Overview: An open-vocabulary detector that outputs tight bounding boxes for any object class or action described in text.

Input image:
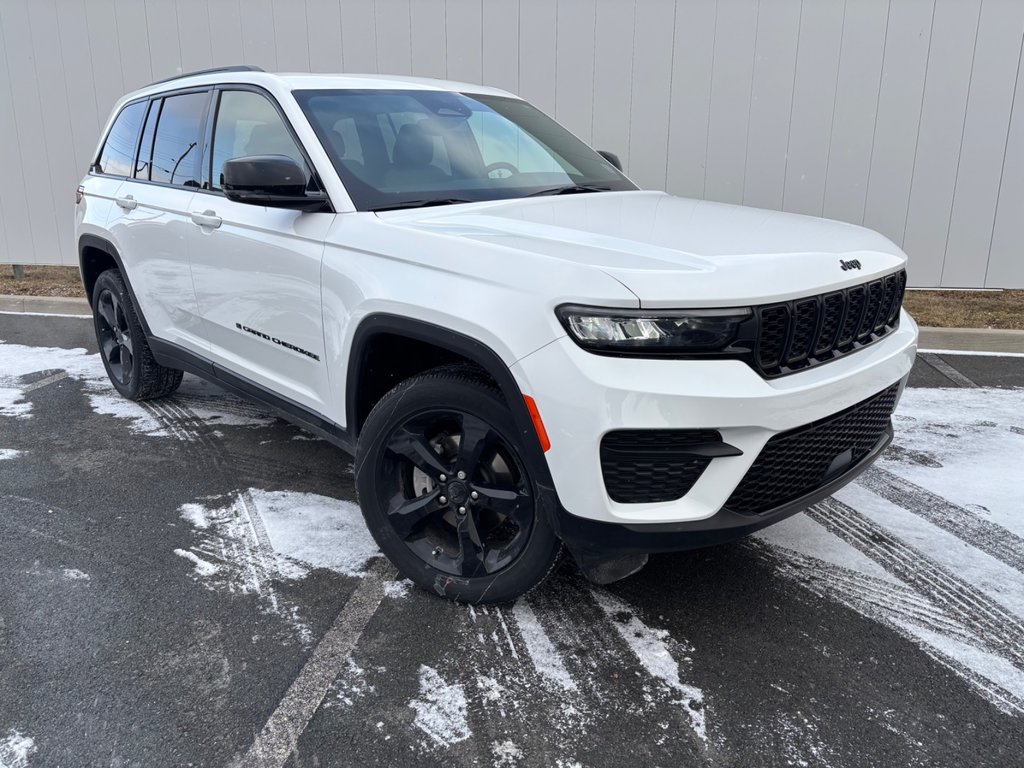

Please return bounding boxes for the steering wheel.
[485,162,520,180]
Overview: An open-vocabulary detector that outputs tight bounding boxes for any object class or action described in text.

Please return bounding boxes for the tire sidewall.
[92,270,144,400]
[356,372,560,603]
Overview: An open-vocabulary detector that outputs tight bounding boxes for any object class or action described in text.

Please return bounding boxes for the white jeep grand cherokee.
[76,66,918,602]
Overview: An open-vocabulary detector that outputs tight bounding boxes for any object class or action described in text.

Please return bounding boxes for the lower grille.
[725,382,901,515]
[601,429,721,503]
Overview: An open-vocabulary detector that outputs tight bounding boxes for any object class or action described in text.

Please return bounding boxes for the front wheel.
[355,367,561,603]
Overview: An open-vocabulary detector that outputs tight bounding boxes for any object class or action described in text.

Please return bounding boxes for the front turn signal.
[523,395,551,453]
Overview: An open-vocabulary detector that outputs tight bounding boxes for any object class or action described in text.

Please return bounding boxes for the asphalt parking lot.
[1,313,1023,768]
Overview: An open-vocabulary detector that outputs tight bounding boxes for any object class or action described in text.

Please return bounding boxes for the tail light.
[75,185,85,204]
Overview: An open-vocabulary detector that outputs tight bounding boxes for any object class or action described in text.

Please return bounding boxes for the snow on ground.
[409,665,472,746]
[510,599,577,692]
[175,488,379,643]
[0,730,36,768]
[382,579,412,599]
[759,384,1024,715]
[592,589,707,742]
[0,341,274,435]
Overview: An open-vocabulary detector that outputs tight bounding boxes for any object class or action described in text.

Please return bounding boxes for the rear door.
[105,89,211,353]
[187,87,334,414]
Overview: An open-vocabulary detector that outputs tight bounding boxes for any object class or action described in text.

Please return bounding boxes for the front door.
[187,88,334,414]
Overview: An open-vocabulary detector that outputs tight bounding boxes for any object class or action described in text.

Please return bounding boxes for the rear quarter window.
[96,100,147,177]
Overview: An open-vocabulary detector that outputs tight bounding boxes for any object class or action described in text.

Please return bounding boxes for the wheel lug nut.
[470,491,479,501]
[439,496,447,504]
[457,471,466,480]
[439,474,447,483]
[458,506,466,515]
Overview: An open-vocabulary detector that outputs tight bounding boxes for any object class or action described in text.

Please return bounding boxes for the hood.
[376,191,908,307]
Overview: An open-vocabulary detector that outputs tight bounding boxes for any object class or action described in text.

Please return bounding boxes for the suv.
[76,66,918,603]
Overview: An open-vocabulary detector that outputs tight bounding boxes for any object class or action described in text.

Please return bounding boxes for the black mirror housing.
[597,150,623,172]
[222,155,329,211]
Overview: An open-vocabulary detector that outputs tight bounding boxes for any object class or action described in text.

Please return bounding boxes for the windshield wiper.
[370,198,476,212]
[526,184,612,197]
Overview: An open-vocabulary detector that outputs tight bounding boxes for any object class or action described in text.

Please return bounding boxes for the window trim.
[92,85,212,183]
[93,82,333,211]
[92,97,149,179]
[201,83,331,207]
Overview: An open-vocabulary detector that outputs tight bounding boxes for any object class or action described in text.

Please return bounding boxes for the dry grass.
[2,263,1022,329]
[902,289,1024,330]
[0,265,85,298]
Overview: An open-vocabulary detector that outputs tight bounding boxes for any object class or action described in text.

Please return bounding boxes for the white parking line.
[236,559,395,768]
[920,352,979,388]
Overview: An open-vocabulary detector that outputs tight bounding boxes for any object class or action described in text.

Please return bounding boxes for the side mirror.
[597,150,622,172]
[222,155,329,212]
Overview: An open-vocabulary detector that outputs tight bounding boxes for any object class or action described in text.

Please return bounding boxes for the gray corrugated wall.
[1,0,1022,288]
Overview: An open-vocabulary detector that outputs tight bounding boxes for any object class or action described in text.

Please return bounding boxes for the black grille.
[725,382,901,515]
[601,429,721,503]
[755,270,906,377]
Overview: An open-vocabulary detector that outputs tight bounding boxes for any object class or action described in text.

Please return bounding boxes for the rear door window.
[150,91,209,188]
[96,100,146,177]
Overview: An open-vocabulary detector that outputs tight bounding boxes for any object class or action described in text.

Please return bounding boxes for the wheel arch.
[346,314,556,492]
[78,234,153,337]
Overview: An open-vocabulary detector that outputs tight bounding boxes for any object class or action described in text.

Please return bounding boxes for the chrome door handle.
[190,210,222,229]
[115,195,137,211]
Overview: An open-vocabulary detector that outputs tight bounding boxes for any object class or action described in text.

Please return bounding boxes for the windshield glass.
[293,89,636,211]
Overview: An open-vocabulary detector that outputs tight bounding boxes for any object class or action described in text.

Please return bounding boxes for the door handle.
[115,194,137,211]
[190,210,222,229]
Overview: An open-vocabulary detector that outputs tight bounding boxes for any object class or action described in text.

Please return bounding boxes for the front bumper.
[511,311,918,529]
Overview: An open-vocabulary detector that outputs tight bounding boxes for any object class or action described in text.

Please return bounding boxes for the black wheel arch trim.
[346,313,562,515]
[77,234,155,338]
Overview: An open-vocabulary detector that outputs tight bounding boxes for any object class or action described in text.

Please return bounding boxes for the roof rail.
[147,65,266,87]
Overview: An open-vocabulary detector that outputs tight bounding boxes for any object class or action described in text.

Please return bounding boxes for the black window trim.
[92,97,149,178]
[201,83,333,208]
[92,82,333,212]
[92,85,212,185]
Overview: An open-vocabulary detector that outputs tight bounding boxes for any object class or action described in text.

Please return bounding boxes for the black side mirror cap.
[597,150,622,172]
[222,155,330,212]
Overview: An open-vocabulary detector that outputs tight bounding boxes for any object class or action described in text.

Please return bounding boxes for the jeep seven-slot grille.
[600,429,721,503]
[755,270,906,377]
[724,382,901,515]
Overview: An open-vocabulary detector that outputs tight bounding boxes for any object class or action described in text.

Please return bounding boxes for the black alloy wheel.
[95,287,135,387]
[356,367,561,603]
[381,408,533,578]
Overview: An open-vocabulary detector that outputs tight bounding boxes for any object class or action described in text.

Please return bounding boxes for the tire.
[91,269,183,401]
[355,366,562,603]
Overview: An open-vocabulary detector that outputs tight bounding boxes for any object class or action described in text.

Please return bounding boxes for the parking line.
[919,353,979,388]
[237,559,395,768]
[21,372,69,393]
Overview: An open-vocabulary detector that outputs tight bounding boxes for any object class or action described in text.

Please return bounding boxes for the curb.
[0,294,91,316]
[2,293,1023,354]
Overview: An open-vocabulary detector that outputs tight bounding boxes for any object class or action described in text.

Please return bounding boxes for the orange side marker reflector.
[523,395,551,453]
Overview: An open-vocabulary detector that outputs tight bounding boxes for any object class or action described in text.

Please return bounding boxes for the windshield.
[293,89,636,211]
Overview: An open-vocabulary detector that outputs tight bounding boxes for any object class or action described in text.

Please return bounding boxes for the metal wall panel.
[665,0,716,200]
[822,0,889,227]
[987,38,1024,289]
[705,0,757,204]
[2,0,1023,288]
[743,0,801,211]
[902,0,983,287]
[783,0,845,217]
[942,0,1024,287]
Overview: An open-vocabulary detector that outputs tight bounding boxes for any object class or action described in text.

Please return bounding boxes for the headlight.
[557,305,752,355]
